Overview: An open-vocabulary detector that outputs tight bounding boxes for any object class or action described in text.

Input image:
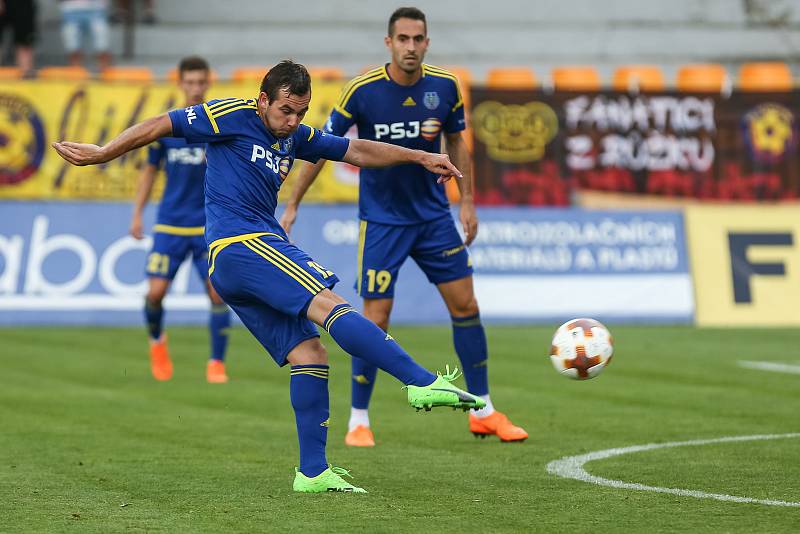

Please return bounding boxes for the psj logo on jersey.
[250,144,287,176]
[375,119,442,141]
[184,107,197,124]
[167,147,205,165]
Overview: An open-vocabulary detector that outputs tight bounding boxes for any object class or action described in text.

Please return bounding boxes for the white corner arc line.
[738,361,800,375]
[546,433,800,507]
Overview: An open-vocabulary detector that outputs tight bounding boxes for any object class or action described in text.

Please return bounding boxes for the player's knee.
[451,296,480,318]
[287,338,328,366]
[365,309,390,331]
[145,291,165,307]
[306,289,348,325]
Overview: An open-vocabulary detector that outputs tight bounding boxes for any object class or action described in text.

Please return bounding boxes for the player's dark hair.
[261,60,312,102]
[388,6,427,36]
[178,56,210,77]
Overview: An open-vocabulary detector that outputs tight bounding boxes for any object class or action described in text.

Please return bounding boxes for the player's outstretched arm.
[130,164,158,240]
[343,139,462,182]
[52,114,173,166]
[280,159,327,236]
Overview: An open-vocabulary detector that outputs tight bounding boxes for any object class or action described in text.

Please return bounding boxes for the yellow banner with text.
[0,80,357,202]
[685,205,800,326]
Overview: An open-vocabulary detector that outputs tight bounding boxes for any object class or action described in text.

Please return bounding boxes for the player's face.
[179,69,210,106]
[385,18,429,74]
[259,88,311,138]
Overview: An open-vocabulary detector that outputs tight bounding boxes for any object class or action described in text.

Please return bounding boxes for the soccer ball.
[549,318,613,380]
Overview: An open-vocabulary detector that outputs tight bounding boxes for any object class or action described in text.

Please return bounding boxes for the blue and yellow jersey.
[168,98,350,243]
[147,137,206,232]
[325,64,466,225]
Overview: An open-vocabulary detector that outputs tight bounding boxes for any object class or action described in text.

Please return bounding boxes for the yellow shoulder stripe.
[213,103,257,119]
[202,103,220,133]
[335,67,388,114]
[306,126,316,141]
[207,98,241,111]
[208,99,247,114]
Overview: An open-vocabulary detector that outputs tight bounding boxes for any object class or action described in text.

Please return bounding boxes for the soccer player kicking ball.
[129,56,232,384]
[281,7,527,446]
[53,60,485,494]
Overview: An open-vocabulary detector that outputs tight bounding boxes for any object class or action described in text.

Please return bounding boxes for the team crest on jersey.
[423,92,440,110]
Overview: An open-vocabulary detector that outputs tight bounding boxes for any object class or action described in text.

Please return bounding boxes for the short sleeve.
[324,105,356,137]
[168,98,249,143]
[444,79,466,134]
[147,141,165,168]
[295,124,350,163]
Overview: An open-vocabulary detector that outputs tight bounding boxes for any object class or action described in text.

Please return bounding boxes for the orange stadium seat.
[613,65,665,92]
[486,67,537,88]
[167,67,220,82]
[37,66,91,81]
[676,64,727,92]
[738,62,793,91]
[307,66,345,81]
[0,67,22,79]
[230,67,265,83]
[552,66,601,91]
[100,66,154,82]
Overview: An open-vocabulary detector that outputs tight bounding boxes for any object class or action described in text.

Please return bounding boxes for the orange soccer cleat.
[206,360,229,384]
[149,335,173,381]
[344,425,375,447]
[469,411,528,442]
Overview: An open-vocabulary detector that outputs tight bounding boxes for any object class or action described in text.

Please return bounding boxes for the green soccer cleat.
[406,366,487,412]
[292,466,367,493]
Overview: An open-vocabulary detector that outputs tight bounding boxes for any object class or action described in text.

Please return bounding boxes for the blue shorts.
[356,215,472,299]
[208,233,338,366]
[146,232,208,281]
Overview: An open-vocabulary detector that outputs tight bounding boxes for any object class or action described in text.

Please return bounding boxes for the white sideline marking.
[546,433,800,507]
[738,361,800,376]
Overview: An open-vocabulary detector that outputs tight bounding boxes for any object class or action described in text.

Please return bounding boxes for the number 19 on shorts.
[365,269,391,293]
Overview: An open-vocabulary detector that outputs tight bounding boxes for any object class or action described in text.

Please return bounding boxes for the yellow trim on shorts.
[153,224,205,236]
[245,238,325,292]
[356,220,367,295]
[241,240,320,294]
[207,232,281,276]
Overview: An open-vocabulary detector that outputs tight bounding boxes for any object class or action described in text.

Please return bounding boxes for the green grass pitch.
[1,325,799,532]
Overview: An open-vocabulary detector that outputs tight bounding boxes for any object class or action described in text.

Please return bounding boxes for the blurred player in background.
[129,56,232,384]
[54,60,486,493]
[281,7,527,446]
